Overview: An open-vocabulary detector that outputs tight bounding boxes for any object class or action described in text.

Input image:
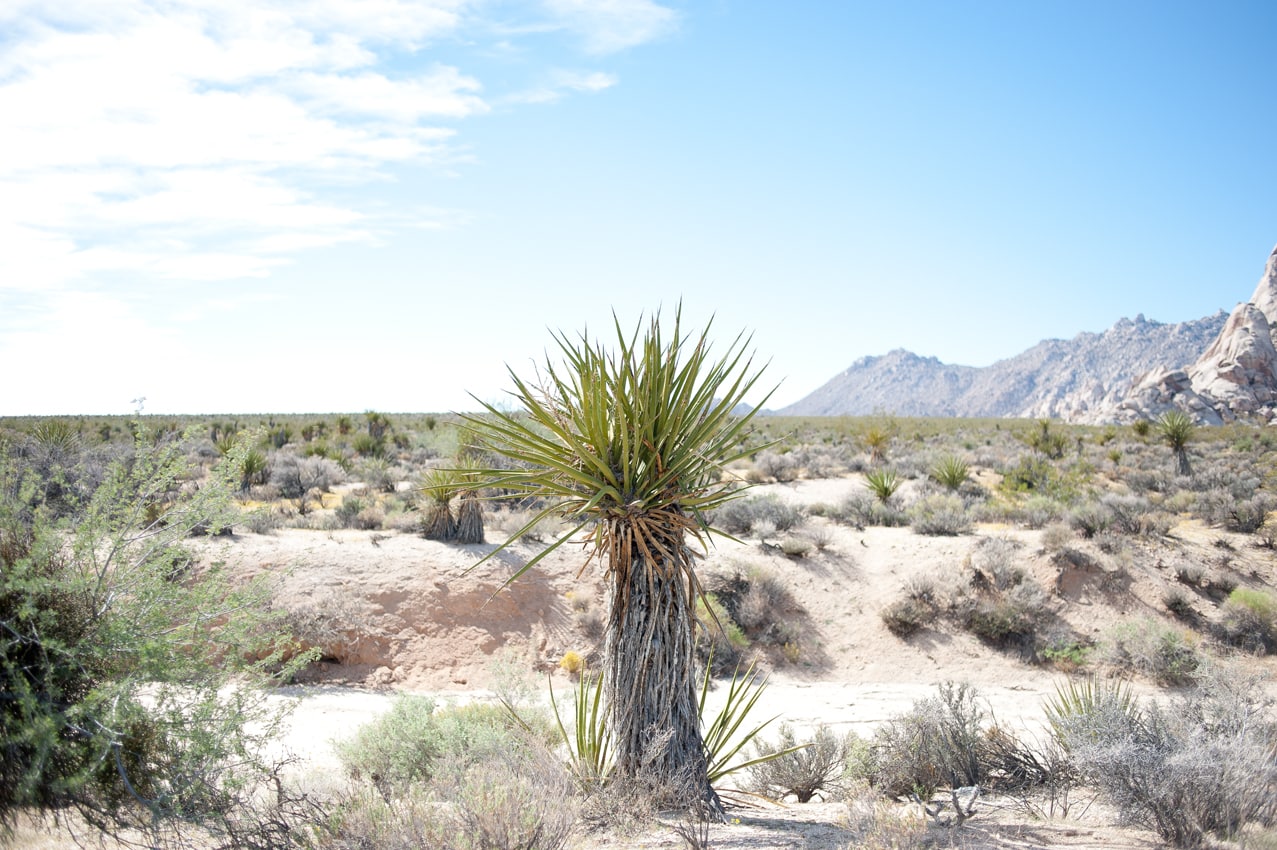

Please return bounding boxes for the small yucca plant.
[863,468,901,504]
[462,306,773,814]
[929,455,970,491]
[1156,410,1195,476]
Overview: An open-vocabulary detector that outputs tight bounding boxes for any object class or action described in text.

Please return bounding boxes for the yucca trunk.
[422,500,456,541]
[605,547,723,815]
[454,492,485,544]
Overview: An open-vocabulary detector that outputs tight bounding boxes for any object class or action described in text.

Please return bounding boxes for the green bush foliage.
[336,696,536,798]
[1217,587,1277,654]
[0,428,311,842]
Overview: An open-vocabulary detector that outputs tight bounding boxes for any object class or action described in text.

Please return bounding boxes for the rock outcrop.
[1108,245,1277,424]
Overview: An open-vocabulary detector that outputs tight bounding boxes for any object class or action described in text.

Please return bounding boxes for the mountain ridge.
[780,311,1229,422]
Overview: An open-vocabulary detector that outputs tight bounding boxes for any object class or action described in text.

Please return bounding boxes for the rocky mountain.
[1104,245,1277,424]
[781,311,1227,421]
[785,244,1277,424]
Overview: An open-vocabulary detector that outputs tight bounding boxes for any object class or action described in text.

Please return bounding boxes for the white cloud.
[0,1,482,293]
[544,0,678,54]
[505,69,618,104]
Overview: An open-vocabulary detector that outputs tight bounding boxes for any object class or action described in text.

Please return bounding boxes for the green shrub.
[1217,587,1277,653]
[0,429,312,843]
[336,697,532,799]
[1101,619,1201,686]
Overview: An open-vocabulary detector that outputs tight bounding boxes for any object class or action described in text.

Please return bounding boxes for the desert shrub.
[908,492,971,535]
[753,449,799,482]
[337,697,533,799]
[1068,500,1111,538]
[711,493,804,536]
[1000,453,1058,494]
[1217,587,1277,654]
[335,490,370,527]
[1163,588,1195,620]
[351,432,385,458]
[1101,618,1201,686]
[779,534,814,557]
[270,452,344,499]
[881,597,934,637]
[322,747,575,850]
[834,490,908,528]
[1039,637,1092,671]
[707,565,799,650]
[961,594,1038,648]
[356,457,400,493]
[242,504,284,534]
[1040,521,1074,552]
[1052,667,1277,848]
[870,682,988,799]
[280,593,373,664]
[1100,493,1156,535]
[0,429,313,843]
[969,536,1024,591]
[435,747,577,850]
[320,785,455,850]
[746,723,864,803]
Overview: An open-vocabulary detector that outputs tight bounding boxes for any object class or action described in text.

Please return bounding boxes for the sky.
[2,0,1275,416]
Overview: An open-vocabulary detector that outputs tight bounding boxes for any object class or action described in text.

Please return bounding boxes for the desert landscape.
[5,406,1277,850]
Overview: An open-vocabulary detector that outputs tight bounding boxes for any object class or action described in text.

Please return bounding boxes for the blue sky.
[2,0,1274,415]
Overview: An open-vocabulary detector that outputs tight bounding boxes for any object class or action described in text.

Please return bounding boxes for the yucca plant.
[549,670,613,790]
[418,466,462,541]
[462,307,772,814]
[1156,410,1194,476]
[863,467,901,504]
[929,455,970,491]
